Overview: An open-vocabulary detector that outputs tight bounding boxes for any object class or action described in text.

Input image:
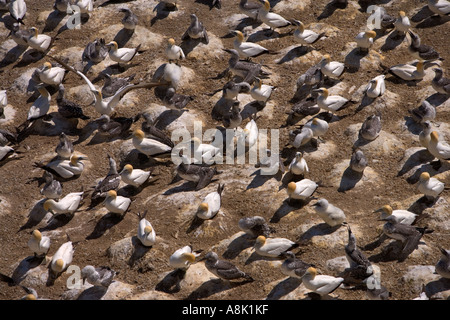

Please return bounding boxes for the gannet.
[81,265,117,287]
[140,113,174,148]
[427,131,450,162]
[94,114,138,139]
[152,62,182,90]
[222,48,270,84]
[163,87,194,111]
[176,161,220,190]
[53,0,70,13]
[9,22,32,47]
[408,100,435,124]
[101,73,136,98]
[222,101,242,129]
[360,114,382,141]
[257,0,292,35]
[9,0,26,24]
[120,164,153,188]
[296,64,323,90]
[254,235,298,258]
[238,216,274,238]
[373,204,418,225]
[120,7,138,30]
[355,30,376,53]
[289,151,309,177]
[37,62,66,86]
[287,98,320,122]
[165,38,185,63]
[181,14,209,44]
[26,84,51,121]
[301,267,344,297]
[233,30,270,59]
[389,60,425,81]
[280,251,312,279]
[91,154,120,200]
[314,87,349,113]
[43,191,83,215]
[417,171,444,201]
[106,41,141,66]
[75,0,93,14]
[34,154,87,179]
[289,127,314,148]
[349,148,367,173]
[364,75,386,99]
[196,184,225,220]
[56,84,90,120]
[303,117,329,140]
[428,0,450,16]
[292,20,325,46]
[27,230,50,257]
[220,81,251,100]
[419,121,433,148]
[393,10,410,36]
[104,190,131,215]
[344,224,371,268]
[319,54,345,78]
[188,136,221,164]
[27,27,51,52]
[136,210,155,247]
[312,198,346,227]
[204,252,254,282]
[50,240,74,276]
[435,247,450,279]
[286,179,318,201]
[55,132,74,160]
[240,115,258,148]
[132,129,172,158]
[0,145,14,162]
[169,245,201,270]
[40,171,62,199]
[82,38,108,65]
[407,30,441,61]
[238,0,261,20]
[250,77,275,105]
[431,68,450,95]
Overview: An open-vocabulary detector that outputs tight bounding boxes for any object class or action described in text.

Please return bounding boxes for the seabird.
[27,230,50,258]
[103,190,131,215]
[393,10,410,37]
[119,164,153,188]
[132,129,172,158]
[53,0,70,13]
[296,64,323,89]
[169,246,201,270]
[254,235,298,258]
[289,127,314,148]
[428,0,450,16]
[435,247,450,279]
[82,38,108,65]
[280,251,312,279]
[427,131,450,162]
[303,117,329,140]
[50,239,74,277]
[417,171,444,202]
[409,100,436,124]
[286,179,318,202]
[40,171,63,200]
[43,191,83,215]
[94,114,139,139]
[232,30,271,59]
[238,114,258,148]
[311,198,346,227]
[238,216,274,238]
[220,81,251,100]
[222,101,242,129]
[360,114,382,141]
[407,30,442,61]
[344,224,371,268]
[176,161,220,190]
[36,62,66,86]
[238,0,261,20]
[34,154,87,179]
[196,183,225,220]
[222,48,270,84]
[204,252,254,282]
[287,97,320,122]
[431,68,450,95]
[289,151,309,177]
[106,41,141,66]
[319,54,345,79]
[419,121,433,148]
[364,75,386,99]
[389,60,425,81]
[355,30,376,54]
[373,204,418,225]
[140,113,174,148]
[120,7,138,30]
[163,87,194,111]
[27,27,52,52]
[55,132,74,160]
[257,0,292,35]
[90,154,121,200]
[9,0,26,24]
[349,148,367,173]
[81,265,117,287]
[292,20,325,47]
[314,87,349,113]
[152,62,182,90]
[181,14,209,45]
[165,38,185,63]
[9,22,32,47]
[56,84,90,120]
[250,77,275,106]
[136,210,155,247]
[101,73,136,98]
[301,267,344,298]
[75,0,93,14]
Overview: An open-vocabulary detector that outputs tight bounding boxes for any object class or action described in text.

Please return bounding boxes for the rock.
[326,255,350,274]
[328,158,382,192]
[401,265,441,294]
[296,221,347,248]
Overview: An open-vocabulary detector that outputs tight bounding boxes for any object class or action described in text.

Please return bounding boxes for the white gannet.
[389,60,425,81]
[239,0,261,20]
[169,245,201,270]
[50,240,74,276]
[196,183,225,220]
[250,77,275,105]
[280,251,313,279]
[364,75,386,99]
[311,198,346,227]
[427,131,450,162]
[55,132,74,160]
[136,210,156,247]
[417,171,444,201]
[37,62,66,86]
[181,14,209,44]
[103,190,131,215]
[35,154,87,179]
[407,30,441,61]
[292,20,325,46]
[90,154,121,200]
[27,27,51,52]
[56,84,90,120]
[289,151,309,177]
[43,191,83,215]
[75,0,93,14]
[303,117,329,140]
[409,100,436,124]
[349,148,367,173]
[373,204,418,225]
[27,230,50,257]
[435,247,450,279]
[26,84,50,121]
[428,0,450,16]
[9,0,26,24]
[289,127,314,148]
[393,10,411,36]
[0,90,6,119]
[81,265,117,287]
[120,164,153,188]
[301,267,344,297]
[204,252,254,282]
[319,54,345,79]
[431,68,450,95]
[120,7,138,30]
[254,235,298,258]
[257,0,292,35]
[360,114,382,141]
[233,30,270,59]
[419,121,433,148]
[286,179,318,202]
[106,41,141,66]
[314,87,349,113]
[239,115,258,148]
[238,216,274,238]
[165,38,185,63]
[355,30,377,53]
[40,171,62,200]
[132,129,172,158]
[152,62,182,90]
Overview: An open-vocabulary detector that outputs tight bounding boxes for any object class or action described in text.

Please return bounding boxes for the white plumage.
[293,20,323,45]
[428,0,450,15]
[427,131,450,161]
[120,164,152,188]
[233,30,269,58]
[43,191,83,215]
[289,152,309,176]
[27,230,50,257]
[373,205,418,225]
[257,0,291,32]
[254,235,297,258]
[417,172,444,199]
[42,155,87,179]
[250,77,274,104]
[393,11,411,34]
[286,179,317,200]
[389,61,425,81]
[50,241,74,274]
[38,62,65,86]
[27,27,51,52]
[196,184,224,220]
[355,30,376,51]
[312,198,346,227]
[27,85,51,121]
[315,88,348,113]
[169,245,200,270]
[104,190,131,215]
[137,214,156,247]
[106,41,140,64]
[303,117,329,138]
[302,267,344,296]
[365,75,386,98]
[319,54,345,78]
[165,38,185,63]
[132,129,172,157]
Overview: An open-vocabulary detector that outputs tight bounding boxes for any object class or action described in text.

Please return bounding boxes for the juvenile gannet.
[81,265,117,287]
[428,0,450,16]
[53,0,70,13]
[417,171,444,201]
[349,148,367,173]
[196,183,225,220]
[301,267,344,297]
[27,230,50,257]
[219,81,251,100]
[176,161,220,190]
[257,0,292,35]
[393,10,410,36]
[296,64,323,90]
[292,20,325,47]
[222,48,270,84]
[364,75,386,99]
[165,38,185,63]
[55,132,74,160]
[120,164,153,188]
[140,113,174,148]
[120,7,138,30]
[9,22,32,47]
[238,0,261,20]
[435,247,450,279]
[56,84,90,120]
[222,101,242,129]
[289,151,309,177]
[169,245,201,270]
[287,98,320,123]
[373,204,418,225]
[427,131,450,162]
[254,235,298,258]
[94,114,138,139]
[40,171,62,199]
[314,87,349,113]
[204,252,254,282]
[82,38,108,65]
[431,68,450,95]
[389,60,425,81]
[286,179,318,202]
[101,73,135,98]
[233,30,271,59]
[34,154,87,179]
[311,198,346,227]
[408,100,436,124]
[106,41,141,66]
[280,251,312,279]
[136,210,155,247]
[132,129,173,158]
[407,30,442,61]
[181,14,209,44]
[344,224,371,268]
[50,240,74,277]
[419,121,433,148]
[9,0,26,24]
[91,154,120,200]
[104,190,131,215]
[43,191,83,215]
[163,87,194,111]
[355,30,377,53]
[319,54,345,79]
[27,27,51,52]
[289,127,314,148]
[360,114,382,141]
[152,62,182,90]
[238,216,274,238]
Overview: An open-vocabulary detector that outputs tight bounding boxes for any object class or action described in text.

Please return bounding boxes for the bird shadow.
[232,17,263,31]
[14,49,47,67]
[354,95,376,113]
[163,181,198,196]
[266,277,302,300]
[344,48,367,73]
[43,10,66,33]
[17,199,49,232]
[113,28,135,48]
[154,109,187,130]
[180,38,204,57]
[85,212,126,240]
[270,199,309,223]
[246,29,287,43]
[276,46,311,65]
[380,31,405,52]
[150,3,173,26]
[186,215,207,234]
[222,233,254,260]
[411,5,434,23]
[184,278,250,300]
[155,269,187,294]
[397,148,435,179]
[245,169,278,191]
[40,213,75,231]
[297,223,342,245]
[0,45,28,68]
[425,93,449,108]
[424,278,450,298]
[77,286,108,300]
[317,0,348,21]
[415,14,450,29]
[10,256,46,285]
[128,236,152,267]
[338,167,363,193]
[244,251,283,265]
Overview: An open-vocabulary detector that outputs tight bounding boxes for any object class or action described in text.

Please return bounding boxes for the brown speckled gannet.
[238,216,274,238]
[204,252,254,282]
[311,198,346,227]
[181,14,209,45]
[280,251,313,279]
[81,265,117,287]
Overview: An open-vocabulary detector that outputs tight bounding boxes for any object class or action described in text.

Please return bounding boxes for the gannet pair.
[303,117,329,140]
[312,198,346,227]
[289,127,313,148]
[196,184,225,220]
[136,210,156,247]
[152,62,182,90]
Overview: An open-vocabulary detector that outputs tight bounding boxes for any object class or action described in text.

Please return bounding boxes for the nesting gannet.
[238,0,261,20]
[106,41,141,66]
[27,27,51,52]
[163,87,194,111]
[222,102,242,129]
[94,114,138,139]
[91,154,120,200]
[407,30,441,61]
[311,198,346,227]
[26,84,51,121]
[181,14,209,44]
[27,230,50,257]
[152,62,182,90]
[389,60,425,81]
[176,161,220,190]
[165,38,185,63]
[364,75,386,99]
[222,48,270,84]
[431,68,450,95]
[287,98,320,123]
[349,148,367,173]
[101,73,135,98]
[140,113,174,148]
[204,252,254,282]
[40,171,62,199]
[289,127,314,148]
[393,11,411,36]
[427,131,450,162]
[254,235,298,258]
[75,0,93,14]
[53,0,70,13]
[50,240,74,276]
[355,30,377,53]
[304,117,329,140]
[419,121,433,148]
[250,77,275,106]
[169,245,201,270]
[44,191,83,215]
[34,154,87,179]
[238,216,274,238]
[233,30,270,59]
[345,224,371,268]
[289,151,309,177]
[373,204,418,225]
[196,184,225,220]
[120,164,153,188]
[55,132,74,160]
[292,20,325,46]
[38,62,66,86]
[286,179,318,202]
[9,22,32,47]
[136,211,155,247]
[319,54,345,79]
[417,171,444,201]
[302,267,344,297]
[240,115,258,148]
[9,0,26,24]
[219,81,251,100]
[82,38,108,65]
[188,136,221,164]
[56,84,90,120]
[296,64,323,91]
[314,87,349,113]
[408,100,435,124]
[428,0,450,16]
[81,265,117,287]
[435,247,450,279]
[104,190,131,215]
[120,7,138,30]
[132,129,173,158]
[360,113,381,141]
[257,0,292,35]
[280,251,312,279]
